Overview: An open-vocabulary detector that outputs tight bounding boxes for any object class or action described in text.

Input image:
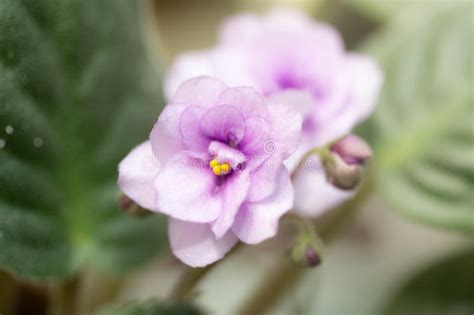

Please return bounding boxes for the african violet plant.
[0,1,472,315]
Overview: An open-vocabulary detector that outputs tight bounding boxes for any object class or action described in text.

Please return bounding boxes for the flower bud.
[330,135,373,165]
[322,135,372,190]
[288,240,323,268]
[287,217,324,268]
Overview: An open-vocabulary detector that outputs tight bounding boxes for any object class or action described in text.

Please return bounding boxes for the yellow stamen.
[212,165,222,176]
[210,159,232,176]
[220,163,230,174]
[209,158,219,168]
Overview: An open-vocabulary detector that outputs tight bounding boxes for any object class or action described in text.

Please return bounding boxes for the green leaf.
[344,0,459,22]
[383,249,474,315]
[96,301,204,315]
[366,3,474,233]
[0,0,167,280]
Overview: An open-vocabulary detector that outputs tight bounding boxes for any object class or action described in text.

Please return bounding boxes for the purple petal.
[268,90,314,120]
[153,152,220,223]
[292,156,353,217]
[239,116,271,158]
[171,76,228,108]
[266,102,302,159]
[211,171,250,238]
[179,106,210,152]
[246,153,282,202]
[200,105,246,144]
[216,87,268,118]
[344,54,383,123]
[169,219,238,267]
[149,104,188,160]
[311,54,382,146]
[232,166,293,244]
[118,141,160,211]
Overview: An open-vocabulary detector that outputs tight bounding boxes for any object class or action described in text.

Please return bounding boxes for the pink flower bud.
[323,135,372,190]
[330,135,372,165]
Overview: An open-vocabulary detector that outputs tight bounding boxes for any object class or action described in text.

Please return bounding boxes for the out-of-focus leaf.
[366,3,474,233]
[96,301,204,315]
[382,249,474,315]
[0,0,166,280]
[344,0,458,21]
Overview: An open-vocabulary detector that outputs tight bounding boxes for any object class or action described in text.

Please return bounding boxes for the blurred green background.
[0,0,472,314]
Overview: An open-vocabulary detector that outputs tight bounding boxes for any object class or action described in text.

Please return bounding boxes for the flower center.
[209,158,231,176]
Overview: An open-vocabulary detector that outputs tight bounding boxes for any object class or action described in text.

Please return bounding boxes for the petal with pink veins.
[200,105,246,144]
[211,170,250,239]
[179,106,209,152]
[232,166,293,244]
[171,76,228,108]
[154,152,220,223]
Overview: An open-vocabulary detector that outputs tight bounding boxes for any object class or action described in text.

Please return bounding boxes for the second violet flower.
[165,8,382,218]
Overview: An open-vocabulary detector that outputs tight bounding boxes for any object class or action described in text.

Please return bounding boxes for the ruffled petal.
[246,153,282,202]
[171,76,228,108]
[310,54,382,146]
[216,86,268,118]
[179,106,209,152]
[154,152,221,223]
[344,54,383,123]
[293,156,353,217]
[118,141,160,211]
[211,170,250,238]
[232,166,293,244]
[239,116,271,159]
[266,100,303,159]
[149,104,188,160]
[200,105,246,144]
[169,219,238,267]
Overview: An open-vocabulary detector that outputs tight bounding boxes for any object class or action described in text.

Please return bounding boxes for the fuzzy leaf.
[366,3,474,233]
[96,301,204,315]
[383,250,474,315]
[0,0,167,280]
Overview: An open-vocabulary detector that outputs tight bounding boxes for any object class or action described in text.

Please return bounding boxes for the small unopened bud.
[304,246,321,267]
[330,135,372,165]
[322,135,372,190]
[119,194,152,216]
[287,217,324,268]
[289,241,323,268]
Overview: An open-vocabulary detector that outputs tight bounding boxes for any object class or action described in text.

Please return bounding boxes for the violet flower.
[164,8,382,217]
[118,76,302,267]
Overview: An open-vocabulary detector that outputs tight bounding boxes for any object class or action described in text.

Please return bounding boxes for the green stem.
[236,261,303,315]
[236,169,375,315]
[169,243,243,301]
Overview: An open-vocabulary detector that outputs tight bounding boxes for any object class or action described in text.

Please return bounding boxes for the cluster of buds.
[321,135,373,190]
